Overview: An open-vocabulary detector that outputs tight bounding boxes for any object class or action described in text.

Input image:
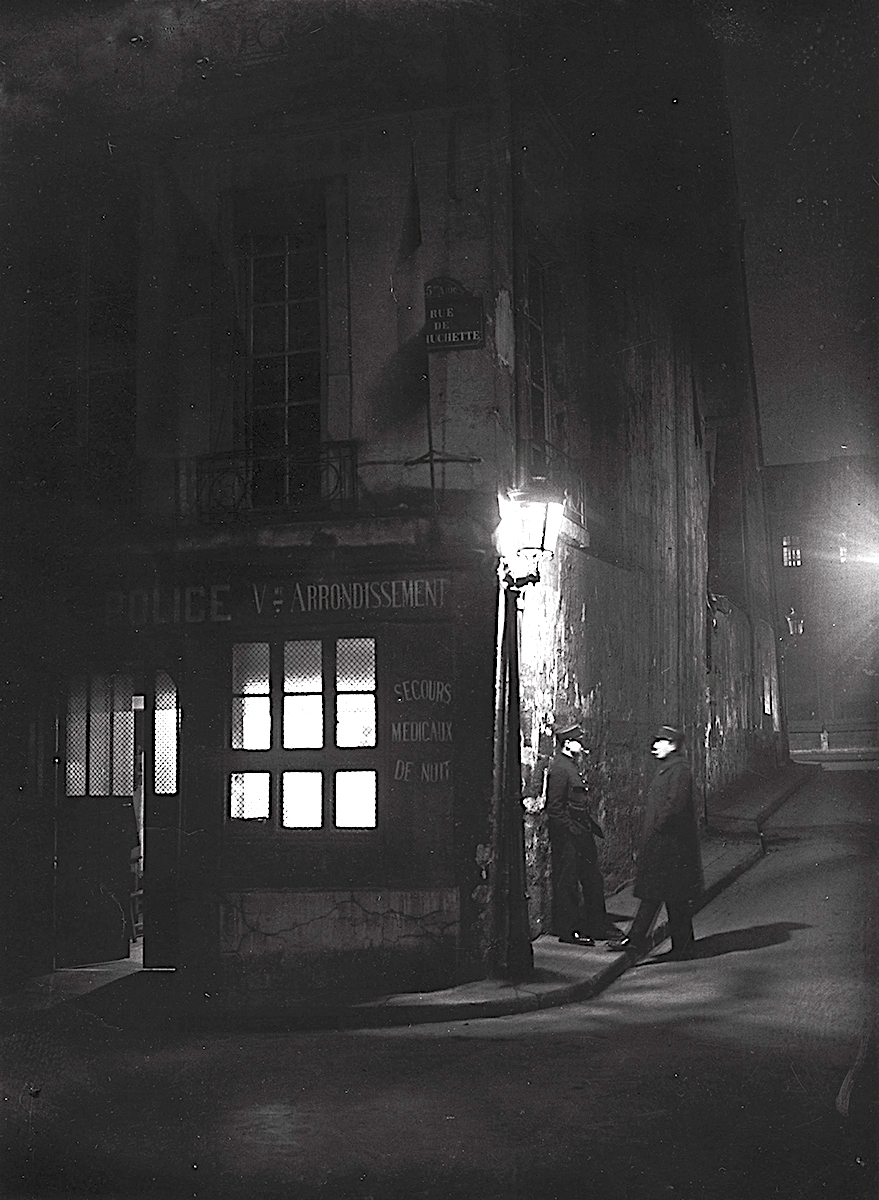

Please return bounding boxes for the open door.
[54,667,182,969]
[55,672,140,967]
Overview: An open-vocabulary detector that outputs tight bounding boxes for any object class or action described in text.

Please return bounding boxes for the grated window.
[336,638,376,748]
[283,640,323,748]
[228,636,378,831]
[66,672,134,797]
[232,642,271,749]
[154,671,179,795]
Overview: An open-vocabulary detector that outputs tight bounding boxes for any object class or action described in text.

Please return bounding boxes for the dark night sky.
[716,0,877,465]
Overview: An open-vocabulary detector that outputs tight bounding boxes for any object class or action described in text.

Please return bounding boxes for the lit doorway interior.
[56,669,179,970]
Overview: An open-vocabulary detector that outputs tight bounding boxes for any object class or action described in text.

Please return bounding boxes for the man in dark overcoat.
[545,716,618,946]
[607,725,703,959]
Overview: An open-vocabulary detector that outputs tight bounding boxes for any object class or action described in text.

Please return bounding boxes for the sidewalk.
[1,762,817,1033]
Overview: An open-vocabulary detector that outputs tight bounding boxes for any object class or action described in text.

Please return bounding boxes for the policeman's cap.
[653,725,684,747]
[553,713,584,740]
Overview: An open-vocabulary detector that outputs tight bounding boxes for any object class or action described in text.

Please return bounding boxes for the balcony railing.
[178,441,358,523]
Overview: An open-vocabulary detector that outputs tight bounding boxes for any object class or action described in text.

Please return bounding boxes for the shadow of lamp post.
[491,487,565,980]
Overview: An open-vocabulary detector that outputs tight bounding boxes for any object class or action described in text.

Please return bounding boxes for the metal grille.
[182,442,358,522]
[284,640,322,692]
[336,639,374,691]
[111,674,135,797]
[154,670,178,795]
[66,676,88,796]
[66,672,134,797]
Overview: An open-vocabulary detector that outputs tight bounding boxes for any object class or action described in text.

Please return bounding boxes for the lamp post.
[491,487,564,979]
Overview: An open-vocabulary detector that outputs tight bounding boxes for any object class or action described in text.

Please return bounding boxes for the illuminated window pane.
[111,674,134,796]
[89,674,112,796]
[335,770,377,828]
[283,694,324,748]
[232,696,271,750]
[229,772,270,820]
[233,642,270,694]
[782,536,802,568]
[284,640,322,692]
[337,638,375,691]
[336,694,376,748]
[112,713,135,796]
[154,671,178,795]
[66,676,88,796]
[282,771,323,827]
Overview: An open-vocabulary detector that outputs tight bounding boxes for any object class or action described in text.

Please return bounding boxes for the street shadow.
[638,922,812,963]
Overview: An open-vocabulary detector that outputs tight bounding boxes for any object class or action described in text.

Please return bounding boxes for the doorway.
[54,668,180,969]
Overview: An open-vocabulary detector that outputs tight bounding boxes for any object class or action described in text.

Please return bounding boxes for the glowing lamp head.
[496,487,565,586]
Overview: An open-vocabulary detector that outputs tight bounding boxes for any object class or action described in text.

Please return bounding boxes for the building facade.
[764,457,879,751]
[1,0,784,1008]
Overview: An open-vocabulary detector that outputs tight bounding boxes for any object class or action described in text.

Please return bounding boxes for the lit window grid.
[232,639,377,751]
[230,769,378,829]
[229,637,379,829]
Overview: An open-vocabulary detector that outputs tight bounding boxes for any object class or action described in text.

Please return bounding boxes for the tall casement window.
[524,253,550,479]
[228,637,378,831]
[237,192,325,510]
[782,535,802,567]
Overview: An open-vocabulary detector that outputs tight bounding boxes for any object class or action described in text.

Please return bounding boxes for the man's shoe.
[558,932,595,947]
[605,936,642,954]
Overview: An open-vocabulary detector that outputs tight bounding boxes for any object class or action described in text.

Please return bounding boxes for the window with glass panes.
[228,637,378,830]
[242,194,324,510]
[66,673,135,798]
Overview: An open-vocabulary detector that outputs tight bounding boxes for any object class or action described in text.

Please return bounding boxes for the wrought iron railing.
[178,441,358,522]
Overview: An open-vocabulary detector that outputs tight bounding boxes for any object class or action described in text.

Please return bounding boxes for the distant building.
[0,0,783,1009]
[764,457,879,750]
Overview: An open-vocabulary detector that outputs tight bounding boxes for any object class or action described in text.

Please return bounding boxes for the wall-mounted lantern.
[496,487,565,588]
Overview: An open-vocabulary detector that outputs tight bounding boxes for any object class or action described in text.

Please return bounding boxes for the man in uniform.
[607,724,703,959]
[545,715,618,946]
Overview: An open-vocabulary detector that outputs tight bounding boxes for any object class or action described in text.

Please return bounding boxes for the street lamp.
[496,487,565,587]
[491,485,565,980]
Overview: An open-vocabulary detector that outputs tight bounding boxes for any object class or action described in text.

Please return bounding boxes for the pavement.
[0,761,819,1033]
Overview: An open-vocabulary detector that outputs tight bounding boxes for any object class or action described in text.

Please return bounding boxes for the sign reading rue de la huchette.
[424,278,484,350]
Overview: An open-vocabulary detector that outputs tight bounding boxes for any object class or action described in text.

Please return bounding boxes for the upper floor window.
[782,535,802,568]
[228,637,378,830]
[27,206,137,504]
[237,192,325,509]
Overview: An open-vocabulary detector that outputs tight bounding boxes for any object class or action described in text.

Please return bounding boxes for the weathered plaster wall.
[217,887,459,1003]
